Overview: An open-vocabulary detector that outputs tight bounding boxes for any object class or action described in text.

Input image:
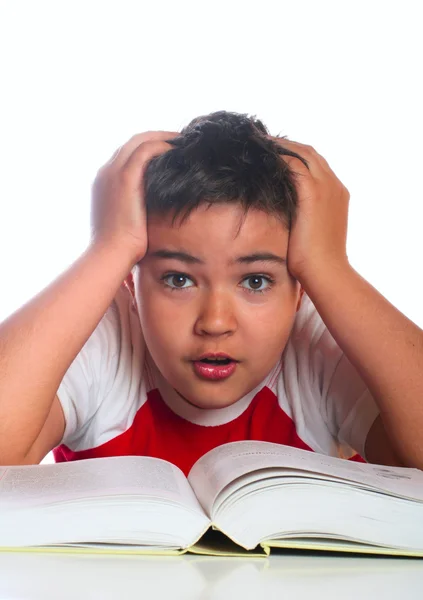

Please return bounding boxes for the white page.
[188,441,423,515]
[0,455,204,514]
[212,469,360,516]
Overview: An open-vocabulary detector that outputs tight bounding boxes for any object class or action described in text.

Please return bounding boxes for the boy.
[0,111,422,473]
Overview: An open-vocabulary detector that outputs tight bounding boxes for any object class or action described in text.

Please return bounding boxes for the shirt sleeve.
[292,294,380,459]
[325,353,380,459]
[56,285,137,448]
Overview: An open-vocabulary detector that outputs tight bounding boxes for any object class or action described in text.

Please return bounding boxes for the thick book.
[1,440,423,557]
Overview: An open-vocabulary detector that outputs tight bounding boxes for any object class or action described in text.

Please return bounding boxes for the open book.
[2,441,423,557]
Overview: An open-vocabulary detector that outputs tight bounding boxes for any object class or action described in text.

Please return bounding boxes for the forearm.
[0,241,135,462]
[300,260,423,468]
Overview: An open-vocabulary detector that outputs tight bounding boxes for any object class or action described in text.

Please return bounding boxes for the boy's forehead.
[146,204,289,254]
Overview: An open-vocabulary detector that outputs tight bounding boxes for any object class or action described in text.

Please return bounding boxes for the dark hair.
[144,111,309,230]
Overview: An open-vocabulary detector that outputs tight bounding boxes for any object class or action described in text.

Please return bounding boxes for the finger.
[280,155,311,181]
[270,138,310,174]
[273,137,315,153]
[285,139,334,174]
[110,131,178,168]
[272,137,331,174]
[275,137,333,167]
[121,139,173,192]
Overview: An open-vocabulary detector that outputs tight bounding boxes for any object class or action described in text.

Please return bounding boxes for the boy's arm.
[300,259,421,467]
[278,139,423,469]
[2,243,136,465]
[0,132,175,465]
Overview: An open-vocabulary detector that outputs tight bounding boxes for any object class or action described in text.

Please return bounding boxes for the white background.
[0,0,422,323]
[0,1,422,463]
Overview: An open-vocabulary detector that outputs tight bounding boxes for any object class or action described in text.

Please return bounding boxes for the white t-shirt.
[54,285,380,473]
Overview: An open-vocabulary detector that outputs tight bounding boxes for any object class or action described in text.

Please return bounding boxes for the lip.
[192,360,238,381]
[195,352,238,362]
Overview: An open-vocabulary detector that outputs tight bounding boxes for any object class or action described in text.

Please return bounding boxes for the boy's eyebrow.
[234,252,287,266]
[148,249,286,266]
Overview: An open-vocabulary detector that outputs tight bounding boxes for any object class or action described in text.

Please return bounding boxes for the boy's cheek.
[138,296,191,345]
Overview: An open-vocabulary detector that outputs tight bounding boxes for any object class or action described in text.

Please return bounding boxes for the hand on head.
[91,131,178,263]
[272,138,350,282]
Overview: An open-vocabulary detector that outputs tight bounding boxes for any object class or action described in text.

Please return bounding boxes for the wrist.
[88,236,144,274]
[295,254,352,290]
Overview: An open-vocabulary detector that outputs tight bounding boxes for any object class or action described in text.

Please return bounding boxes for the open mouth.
[192,356,238,380]
[198,358,233,365]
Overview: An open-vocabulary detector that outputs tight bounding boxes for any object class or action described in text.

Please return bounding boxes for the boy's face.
[133,203,303,409]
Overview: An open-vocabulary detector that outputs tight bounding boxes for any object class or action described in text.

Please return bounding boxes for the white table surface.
[1,551,423,599]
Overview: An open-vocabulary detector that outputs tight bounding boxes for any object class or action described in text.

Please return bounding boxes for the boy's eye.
[161,273,275,293]
[240,276,273,293]
[162,274,194,289]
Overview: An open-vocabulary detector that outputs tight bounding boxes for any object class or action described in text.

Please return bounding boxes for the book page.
[0,456,204,514]
[188,441,423,515]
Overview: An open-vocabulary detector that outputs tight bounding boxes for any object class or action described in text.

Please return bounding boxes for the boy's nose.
[194,291,237,337]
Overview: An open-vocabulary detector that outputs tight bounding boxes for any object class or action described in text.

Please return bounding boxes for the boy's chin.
[175,389,244,410]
